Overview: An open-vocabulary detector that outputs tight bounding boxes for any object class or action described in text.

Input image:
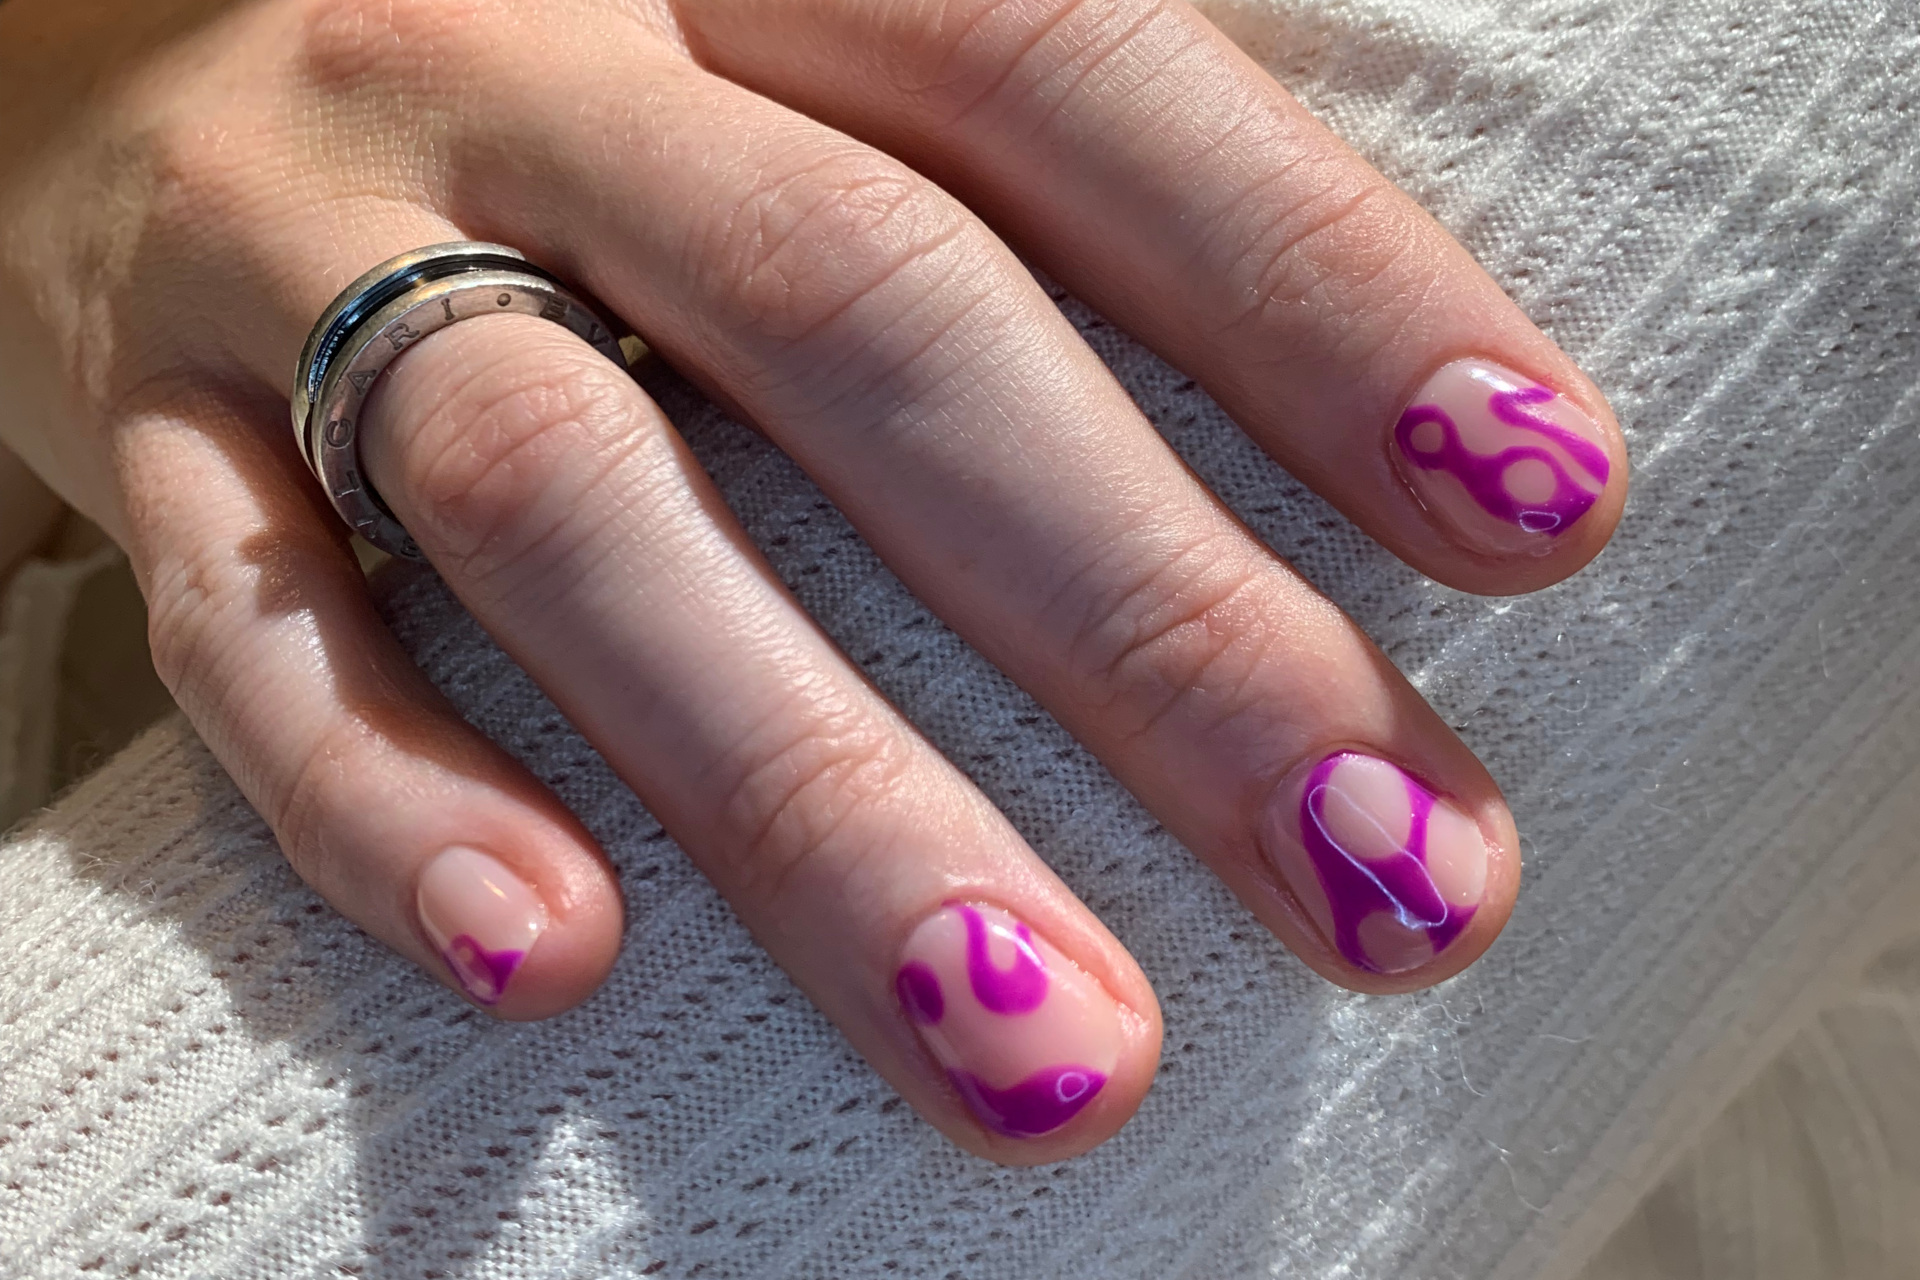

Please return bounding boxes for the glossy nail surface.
[1393,358,1611,554]
[896,902,1122,1138]
[1261,752,1489,974]
[416,846,548,1005]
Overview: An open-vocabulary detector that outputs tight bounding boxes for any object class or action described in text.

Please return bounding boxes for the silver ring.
[291,242,630,560]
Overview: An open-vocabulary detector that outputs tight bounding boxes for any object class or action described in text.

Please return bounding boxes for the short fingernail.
[895,902,1122,1138]
[1392,358,1611,554]
[1260,751,1489,975]
[416,846,548,1005]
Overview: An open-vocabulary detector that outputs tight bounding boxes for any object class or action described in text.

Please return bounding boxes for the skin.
[0,0,1626,1164]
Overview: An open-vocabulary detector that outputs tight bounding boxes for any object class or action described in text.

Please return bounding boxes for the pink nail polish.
[416,846,548,1005]
[1392,358,1611,553]
[1260,752,1489,975]
[895,903,1122,1138]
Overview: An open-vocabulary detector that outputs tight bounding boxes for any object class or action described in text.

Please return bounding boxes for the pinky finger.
[118,378,623,1018]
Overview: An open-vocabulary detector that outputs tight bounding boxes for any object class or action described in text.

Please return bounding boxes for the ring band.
[291,242,630,560]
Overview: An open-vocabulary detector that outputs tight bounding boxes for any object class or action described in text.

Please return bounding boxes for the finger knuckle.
[707,144,986,354]
[714,693,919,905]
[298,0,499,96]
[268,714,382,884]
[392,338,665,583]
[113,95,282,284]
[141,523,364,862]
[1214,173,1432,356]
[140,519,319,716]
[704,144,1024,434]
[1060,529,1281,740]
[888,0,1181,124]
[143,551,224,711]
[140,113,248,225]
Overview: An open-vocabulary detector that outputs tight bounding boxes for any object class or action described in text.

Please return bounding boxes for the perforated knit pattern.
[4,0,1919,1276]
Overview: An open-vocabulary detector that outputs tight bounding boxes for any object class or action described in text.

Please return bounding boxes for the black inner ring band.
[301,251,564,414]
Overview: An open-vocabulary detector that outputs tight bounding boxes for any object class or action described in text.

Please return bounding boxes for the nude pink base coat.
[1260,752,1489,974]
[895,903,1122,1138]
[416,846,548,1005]
[1392,358,1611,554]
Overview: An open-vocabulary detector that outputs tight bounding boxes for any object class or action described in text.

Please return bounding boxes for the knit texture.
[4,0,1919,1275]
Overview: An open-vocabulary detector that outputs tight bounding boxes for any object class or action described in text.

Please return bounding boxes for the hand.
[0,0,1626,1163]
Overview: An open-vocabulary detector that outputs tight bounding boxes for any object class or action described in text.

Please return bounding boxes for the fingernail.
[895,902,1122,1138]
[416,846,548,1005]
[1260,751,1489,975]
[1392,358,1611,554]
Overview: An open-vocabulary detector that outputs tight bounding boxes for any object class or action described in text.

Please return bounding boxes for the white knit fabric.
[4,0,1918,1275]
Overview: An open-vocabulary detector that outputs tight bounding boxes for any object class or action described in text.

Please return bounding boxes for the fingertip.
[271,716,632,1021]
[1247,746,1521,996]
[987,991,1163,1166]
[887,898,1163,1165]
[443,839,626,1022]
[1387,355,1629,596]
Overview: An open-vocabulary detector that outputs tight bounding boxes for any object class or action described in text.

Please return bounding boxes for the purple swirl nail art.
[948,1065,1108,1137]
[896,903,1123,1140]
[1396,383,1610,535]
[443,935,528,1006]
[895,961,945,1025]
[955,903,1049,1014]
[1298,755,1475,973]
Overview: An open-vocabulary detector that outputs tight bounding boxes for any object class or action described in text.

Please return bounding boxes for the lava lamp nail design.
[1262,752,1489,974]
[1394,359,1610,553]
[416,846,547,1005]
[895,903,1122,1137]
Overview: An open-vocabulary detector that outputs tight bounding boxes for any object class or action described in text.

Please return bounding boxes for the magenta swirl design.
[1394,368,1610,537]
[957,903,1049,1013]
[1298,754,1477,973]
[893,903,1122,1139]
[948,1065,1109,1138]
[896,960,945,1024]
[416,846,547,1008]
[442,935,529,1006]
